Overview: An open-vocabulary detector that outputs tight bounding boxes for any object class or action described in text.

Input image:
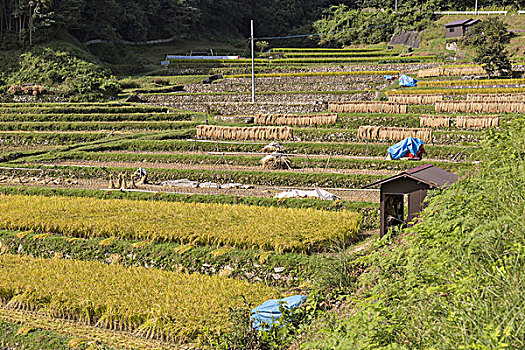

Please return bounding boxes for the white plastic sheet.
[274,189,340,201]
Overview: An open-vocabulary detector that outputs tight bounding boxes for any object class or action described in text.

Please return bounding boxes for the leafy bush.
[312,5,434,46]
[464,17,513,78]
[119,78,142,89]
[11,47,120,101]
[154,77,170,85]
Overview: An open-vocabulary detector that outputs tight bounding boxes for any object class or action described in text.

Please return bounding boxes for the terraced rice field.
[0,254,279,343]
[1,46,521,349]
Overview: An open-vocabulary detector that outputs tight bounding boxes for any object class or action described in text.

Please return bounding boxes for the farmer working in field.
[134,168,148,185]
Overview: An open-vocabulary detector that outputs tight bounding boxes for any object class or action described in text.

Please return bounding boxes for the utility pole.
[475,0,478,15]
[395,0,398,12]
[251,20,255,103]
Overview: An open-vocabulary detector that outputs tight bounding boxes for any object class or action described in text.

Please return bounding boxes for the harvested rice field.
[1,43,521,350]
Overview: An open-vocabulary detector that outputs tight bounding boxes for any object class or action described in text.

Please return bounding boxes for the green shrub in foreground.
[302,117,525,348]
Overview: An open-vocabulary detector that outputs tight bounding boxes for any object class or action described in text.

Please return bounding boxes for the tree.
[464,17,512,78]
[256,40,268,53]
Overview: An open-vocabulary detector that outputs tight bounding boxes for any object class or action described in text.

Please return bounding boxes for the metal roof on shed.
[445,19,473,27]
[363,164,459,189]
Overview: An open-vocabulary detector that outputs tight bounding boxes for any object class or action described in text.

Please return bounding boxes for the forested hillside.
[0,0,369,47]
[1,0,523,48]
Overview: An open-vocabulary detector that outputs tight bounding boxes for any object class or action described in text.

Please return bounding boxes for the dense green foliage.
[0,0,375,47]
[2,0,519,48]
[11,47,120,100]
[464,17,513,78]
[302,117,525,348]
[312,5,433,46]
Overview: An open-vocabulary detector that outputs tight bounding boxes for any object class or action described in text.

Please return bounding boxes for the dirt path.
[33,160,397,176]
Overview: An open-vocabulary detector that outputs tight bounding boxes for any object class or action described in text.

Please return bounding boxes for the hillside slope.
[302,118,525,348]
[418,14,525,58]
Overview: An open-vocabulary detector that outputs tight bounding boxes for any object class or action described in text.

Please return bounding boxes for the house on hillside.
[445,19,481,38]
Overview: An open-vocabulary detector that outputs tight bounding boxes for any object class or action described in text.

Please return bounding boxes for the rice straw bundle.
[253,113,338,126]
[419,115,451,128]
[417,66,485,78]
[196,125,293,140]
[436,101,525,114]
[466,94,525,102]
[358,126,433,143]
[388,95,443,105]
[328,102,407,114]
[456,115,499,128]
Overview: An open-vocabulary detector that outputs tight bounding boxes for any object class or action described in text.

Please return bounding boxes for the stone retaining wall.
[165,62,440,76]
[184,76,389,93]
[146,100,327,114]
[143,92,373,114]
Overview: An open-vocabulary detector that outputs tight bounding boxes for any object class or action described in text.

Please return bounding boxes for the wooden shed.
[445,19,480,38]
[364,164,458,237]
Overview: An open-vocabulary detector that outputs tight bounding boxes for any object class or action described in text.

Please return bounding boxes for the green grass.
[269,56,436,64]
[0,132,111,146]
[0,104,171,114]
[0,121,197,132]
[301,117,525,349]
[271,47,387,52]
[20,150,475,173]
[267,52,399,58]
[82,139,478,161]
[0,112,194,122]
[120,75,208,88]
[0,129,195,147]
[164,55,435,67]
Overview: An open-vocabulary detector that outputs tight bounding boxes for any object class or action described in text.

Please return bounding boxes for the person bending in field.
[134,168,148,185]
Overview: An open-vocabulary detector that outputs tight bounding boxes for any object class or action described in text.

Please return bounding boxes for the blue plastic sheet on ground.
[251,295,307,330]
[388,137,424,160]
[398,74,418,87]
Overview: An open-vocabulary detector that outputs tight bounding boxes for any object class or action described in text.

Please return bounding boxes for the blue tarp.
[398,74,418,87]
[383,75,397,80]
[388,137,425,160]
[251,295,307,330]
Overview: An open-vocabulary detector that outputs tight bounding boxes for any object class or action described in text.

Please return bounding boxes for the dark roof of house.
[445,18,480,27]
[363,164,459,189]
